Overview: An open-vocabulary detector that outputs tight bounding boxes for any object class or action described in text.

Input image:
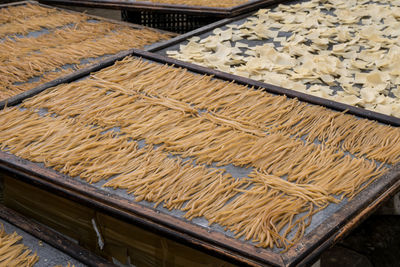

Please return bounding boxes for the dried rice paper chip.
[374,104,393,115]
[360,87,378,103]
[335,94,362,106]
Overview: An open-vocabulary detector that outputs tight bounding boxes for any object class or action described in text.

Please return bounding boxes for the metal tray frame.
[0,204,114,267]
[1,48,400,266]
[146,11,400,127]
[0,0,175,110]
[37,0,290,17]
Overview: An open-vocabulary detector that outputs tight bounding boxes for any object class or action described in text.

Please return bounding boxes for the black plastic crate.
[122,9,220,33]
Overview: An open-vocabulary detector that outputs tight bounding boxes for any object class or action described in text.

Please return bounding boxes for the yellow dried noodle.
[0,56,397,249]
[0,9,88,38]
[0,22,120,62]
[24,57,400,164]
[0,3,55,24]
[0,108,319,248]
[0,224,39,267]
[0,4,172,101]
[19,58,392,198]
[86,57,400,164]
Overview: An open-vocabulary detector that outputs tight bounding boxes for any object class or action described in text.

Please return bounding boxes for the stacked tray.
[0,49,399,267]
[0,0,173,109]
[37,0,289,33]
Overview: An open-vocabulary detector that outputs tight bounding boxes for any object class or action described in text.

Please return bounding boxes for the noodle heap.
[0,3,56,24]
[0,3,172,101]
[1,57,399,249]
[0,224,38,267]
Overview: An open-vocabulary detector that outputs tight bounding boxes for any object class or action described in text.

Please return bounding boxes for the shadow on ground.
[322,215,400,267]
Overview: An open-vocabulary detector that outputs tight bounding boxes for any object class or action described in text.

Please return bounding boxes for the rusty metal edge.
[0,151,283,267]
[0,204,116,267]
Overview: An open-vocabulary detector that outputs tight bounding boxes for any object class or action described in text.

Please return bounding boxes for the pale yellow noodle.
[0,55,396,250]
[0,224,39,267]
[0,4,172,101]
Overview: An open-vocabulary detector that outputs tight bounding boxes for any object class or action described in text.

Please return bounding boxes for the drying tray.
[147,1,400,126]
[36,0,289,17]
[0,205,114,267]
[37,0,289,33]
[0,48,400,267]
[0,0,175,110]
